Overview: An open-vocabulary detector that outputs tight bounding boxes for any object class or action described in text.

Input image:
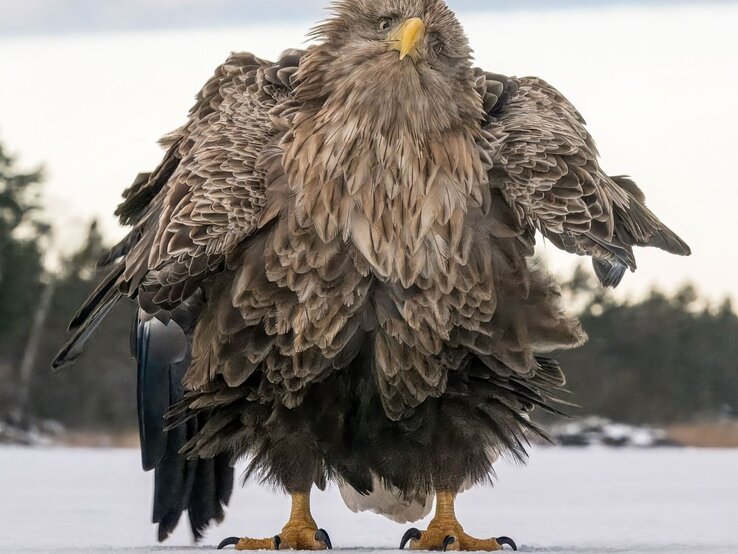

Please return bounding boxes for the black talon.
[274,535,282,550]
[400,528,422,550]
[315,529,333,550]
[496,537,518,551]
[442,535,456,551]
[218,537,241,550]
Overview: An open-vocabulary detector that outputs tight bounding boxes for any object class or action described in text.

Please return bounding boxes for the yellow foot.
[217,527,332,551]
[399,491,517,552]
[400,525,517,551]
[400,521,518,552]
[218,492,332,551]
[218,536,279,551]
[281,523,332,550]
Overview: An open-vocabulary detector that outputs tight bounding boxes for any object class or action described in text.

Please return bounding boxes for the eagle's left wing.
[474,70,690,287]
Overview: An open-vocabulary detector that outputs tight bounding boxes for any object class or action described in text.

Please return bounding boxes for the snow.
[0,447,736,553]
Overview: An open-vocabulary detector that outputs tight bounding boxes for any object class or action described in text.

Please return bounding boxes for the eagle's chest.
[264,188,494,354]
[222,189,496,411]
[289,128,488,287]
[258,210,497,417]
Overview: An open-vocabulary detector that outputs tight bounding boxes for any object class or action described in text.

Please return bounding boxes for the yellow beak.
[389,18,426,61]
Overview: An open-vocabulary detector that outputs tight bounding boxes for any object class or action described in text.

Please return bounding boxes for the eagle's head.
[301,0,483,138]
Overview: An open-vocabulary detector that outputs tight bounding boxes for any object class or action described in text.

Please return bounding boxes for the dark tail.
[135,312,234,542]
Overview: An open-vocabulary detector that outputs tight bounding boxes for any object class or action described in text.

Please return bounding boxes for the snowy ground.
[1,447,736,554]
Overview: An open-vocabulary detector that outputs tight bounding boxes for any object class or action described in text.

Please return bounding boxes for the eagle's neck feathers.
[283,48,488,287]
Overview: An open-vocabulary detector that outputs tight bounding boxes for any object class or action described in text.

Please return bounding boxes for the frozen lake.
[0,447,736,553]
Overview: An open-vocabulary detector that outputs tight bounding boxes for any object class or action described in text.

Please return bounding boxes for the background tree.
[558,266,738,424]
[0,141,47,411]
[1,138,135,431]
[25,221,136,431]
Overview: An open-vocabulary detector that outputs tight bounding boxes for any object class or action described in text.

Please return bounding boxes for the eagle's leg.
[218,490,332,551]
[279,491,332,550]
[400,491,517,552]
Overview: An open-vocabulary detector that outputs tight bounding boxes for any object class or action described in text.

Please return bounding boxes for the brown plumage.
[55,0,690,546]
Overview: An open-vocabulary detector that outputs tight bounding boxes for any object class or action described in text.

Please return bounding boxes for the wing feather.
[53,50,304,368]
[476,72,690,287]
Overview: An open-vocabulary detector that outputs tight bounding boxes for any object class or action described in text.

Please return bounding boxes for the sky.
[1,0,736,36]
[0,2,736,304]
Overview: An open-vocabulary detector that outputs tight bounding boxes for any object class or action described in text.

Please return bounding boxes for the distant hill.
[1,0,735,38]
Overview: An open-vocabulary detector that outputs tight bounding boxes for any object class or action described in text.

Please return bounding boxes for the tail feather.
[137,313,234,543]
[339,474,432,524]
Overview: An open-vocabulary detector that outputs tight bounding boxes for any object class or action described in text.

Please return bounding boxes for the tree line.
[0,138,735,431]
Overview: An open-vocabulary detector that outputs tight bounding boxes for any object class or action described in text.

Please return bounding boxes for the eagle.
[54,0,691,551]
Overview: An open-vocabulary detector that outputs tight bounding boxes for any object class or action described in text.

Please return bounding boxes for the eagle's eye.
[378,17,394,33]
[429,33,445,56]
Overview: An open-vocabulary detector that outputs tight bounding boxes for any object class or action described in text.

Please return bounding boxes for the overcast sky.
[1,0,736,36]
[0,2,736,304]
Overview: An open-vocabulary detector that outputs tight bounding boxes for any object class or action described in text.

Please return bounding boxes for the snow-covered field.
[0,447,736,554]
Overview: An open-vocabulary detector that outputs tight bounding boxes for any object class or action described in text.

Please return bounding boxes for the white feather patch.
[338,474,433,524]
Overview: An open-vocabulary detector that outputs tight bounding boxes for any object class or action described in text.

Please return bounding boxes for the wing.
[475,71,691,287]
[53,49,304,369]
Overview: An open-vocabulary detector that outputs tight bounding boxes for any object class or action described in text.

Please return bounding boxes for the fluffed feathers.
[479,75,691,288]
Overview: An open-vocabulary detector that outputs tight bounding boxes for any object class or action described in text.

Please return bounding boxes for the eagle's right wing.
[53,49,305,542]
[53,49,305,369]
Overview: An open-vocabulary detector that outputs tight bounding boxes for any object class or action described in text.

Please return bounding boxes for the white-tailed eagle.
[55,0,690,550]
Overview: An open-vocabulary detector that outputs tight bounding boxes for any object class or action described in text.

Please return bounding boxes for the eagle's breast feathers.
[175,52,588,420]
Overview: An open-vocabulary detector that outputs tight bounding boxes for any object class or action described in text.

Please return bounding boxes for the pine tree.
[27,221,137,430]
[0,141,48,410]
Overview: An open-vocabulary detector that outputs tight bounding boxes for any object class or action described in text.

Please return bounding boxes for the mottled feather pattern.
[56,0,690,531]
[479,74,690,282]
